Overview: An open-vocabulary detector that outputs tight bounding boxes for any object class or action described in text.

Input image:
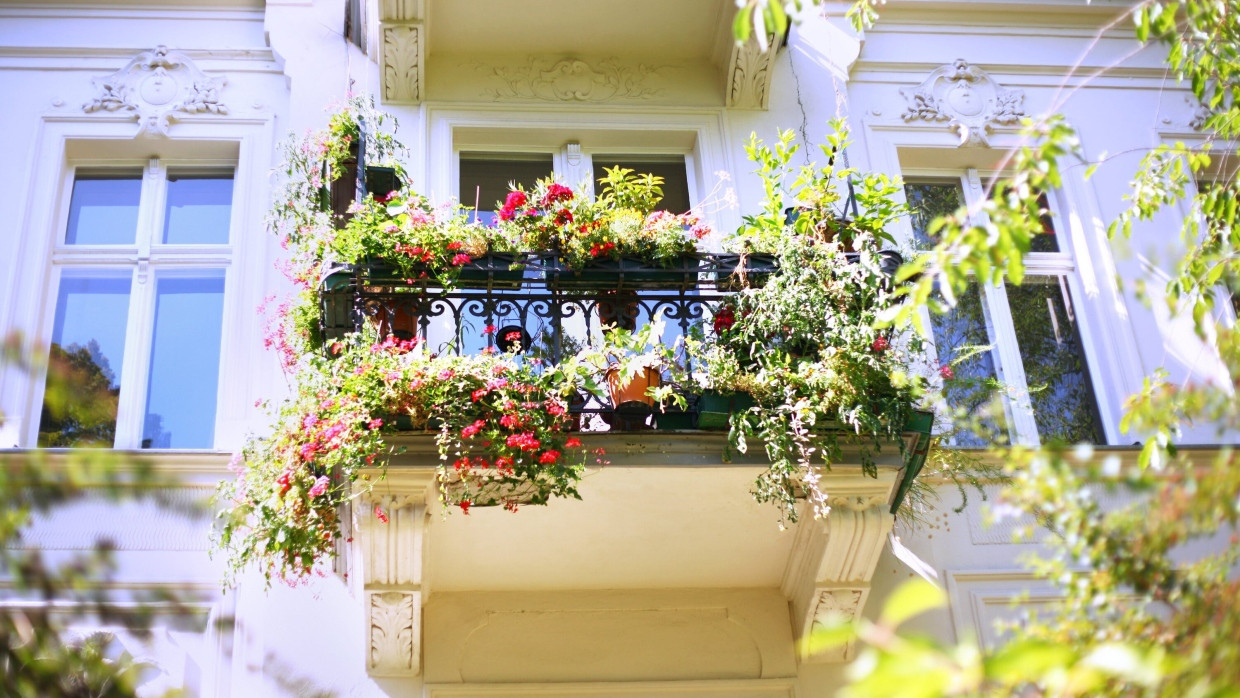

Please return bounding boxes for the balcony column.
[353,468,434,677]
[780,471,898,663]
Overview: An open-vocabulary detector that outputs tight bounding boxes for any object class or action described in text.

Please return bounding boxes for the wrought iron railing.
[318,251,903,431]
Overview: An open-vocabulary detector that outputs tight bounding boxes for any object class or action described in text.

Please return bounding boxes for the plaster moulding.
[899,59,1026,147]
[727,35,779,110]
[474,57,666,103]
[383,23,423,104]
[82,45,228,138]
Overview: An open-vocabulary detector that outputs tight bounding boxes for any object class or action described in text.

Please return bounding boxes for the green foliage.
[2,334,202,697]
[731,0,1240,695]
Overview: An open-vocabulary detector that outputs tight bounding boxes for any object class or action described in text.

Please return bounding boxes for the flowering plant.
[215,331,602,583]
[496,168,710,269]
[329,190,516,285]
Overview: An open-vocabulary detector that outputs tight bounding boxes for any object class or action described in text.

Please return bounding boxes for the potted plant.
[328,191,522,290]
[496,170,711,290]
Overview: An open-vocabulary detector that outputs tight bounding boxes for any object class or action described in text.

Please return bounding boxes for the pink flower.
[374,505,389,524]
[471,388,488,402]
[939,364,955,380]
[451,253,472,266]
[461,419,486,438]
[504,190,528,209]
[368,418,384,429]
[871,336,889,353]
[500,414,519,429]
[438,369,455,380]
[309,475,329,498]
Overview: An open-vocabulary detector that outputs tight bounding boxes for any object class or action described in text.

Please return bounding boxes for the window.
[38,159,232,449]
[459,153,554,225]
[906,172,1104,445]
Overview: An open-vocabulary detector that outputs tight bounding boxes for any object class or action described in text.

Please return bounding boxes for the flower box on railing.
[545,255,702,291]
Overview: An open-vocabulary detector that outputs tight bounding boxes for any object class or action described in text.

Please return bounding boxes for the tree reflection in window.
[1005,276,1104,444]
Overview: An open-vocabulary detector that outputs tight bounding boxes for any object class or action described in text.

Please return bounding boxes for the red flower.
[939,364,955,380]
[451,253,472,266]
[554,208,574,226]
[538,450,561,464]
[713,306,735,334]
[506,432,541,451]
[871,336,889,352]
[374,190,396,204]
[495,456,513,471]
[461,419,486,438]
[505,331,522,342]
[565,437,582,448]
[374,505,389,524]
[471,388,488,402]
[446,241,463,251]
[504,191,528,209]
[541,183,574,206]
[459,500,472,514]
[483,324,497,335]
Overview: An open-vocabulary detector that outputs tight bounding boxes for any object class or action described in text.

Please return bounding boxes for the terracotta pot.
[605,365,661,414]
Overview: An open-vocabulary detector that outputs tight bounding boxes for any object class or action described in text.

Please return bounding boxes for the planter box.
[547,255,701,291]
[456,252,526,289]
[695,390,755,430]
[653,409,695,430]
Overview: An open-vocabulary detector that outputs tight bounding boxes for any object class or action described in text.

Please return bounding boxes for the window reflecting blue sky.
[142,274,225,449]
[163,175,234,244]
[65,174,142,245]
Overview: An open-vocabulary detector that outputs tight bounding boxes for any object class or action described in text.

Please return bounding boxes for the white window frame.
[0,117,275,451]
[42,158,235,449]
[423,107,740,250]
[858,120,1136,445]
[905,168,1103,446]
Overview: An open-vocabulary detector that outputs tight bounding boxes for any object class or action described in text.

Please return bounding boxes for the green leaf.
[880,579,946,627]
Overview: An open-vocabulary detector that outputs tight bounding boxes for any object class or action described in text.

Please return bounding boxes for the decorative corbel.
[379,0,425,104]
[727,35,780,110]
[354,469,434,677]
[781,476,898,662]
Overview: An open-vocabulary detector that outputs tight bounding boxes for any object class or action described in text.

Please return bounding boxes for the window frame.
[0,116,273,452]
[903,167,1106,446]
[35,157,236,450]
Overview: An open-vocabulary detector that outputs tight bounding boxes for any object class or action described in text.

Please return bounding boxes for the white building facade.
[0,0,1230,695]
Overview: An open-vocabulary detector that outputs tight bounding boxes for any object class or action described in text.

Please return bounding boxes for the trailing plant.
[693,127,925,525]
[215,331,602,583]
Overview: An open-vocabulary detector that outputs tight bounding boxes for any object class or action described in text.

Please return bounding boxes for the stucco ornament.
[900,59,1026,147]
[83,45,228,137]
[476,57,664,102]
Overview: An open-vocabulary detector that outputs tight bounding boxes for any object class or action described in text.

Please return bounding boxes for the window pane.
[65,173,142,245]
[460,154,554,227]
[929,283,1005,446]
[38,275,132,447]
[904,181,962,249]
[592,157,691,213]
[163,173,234,244]
[1005,276,1103,443]
[141,275,225,449]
